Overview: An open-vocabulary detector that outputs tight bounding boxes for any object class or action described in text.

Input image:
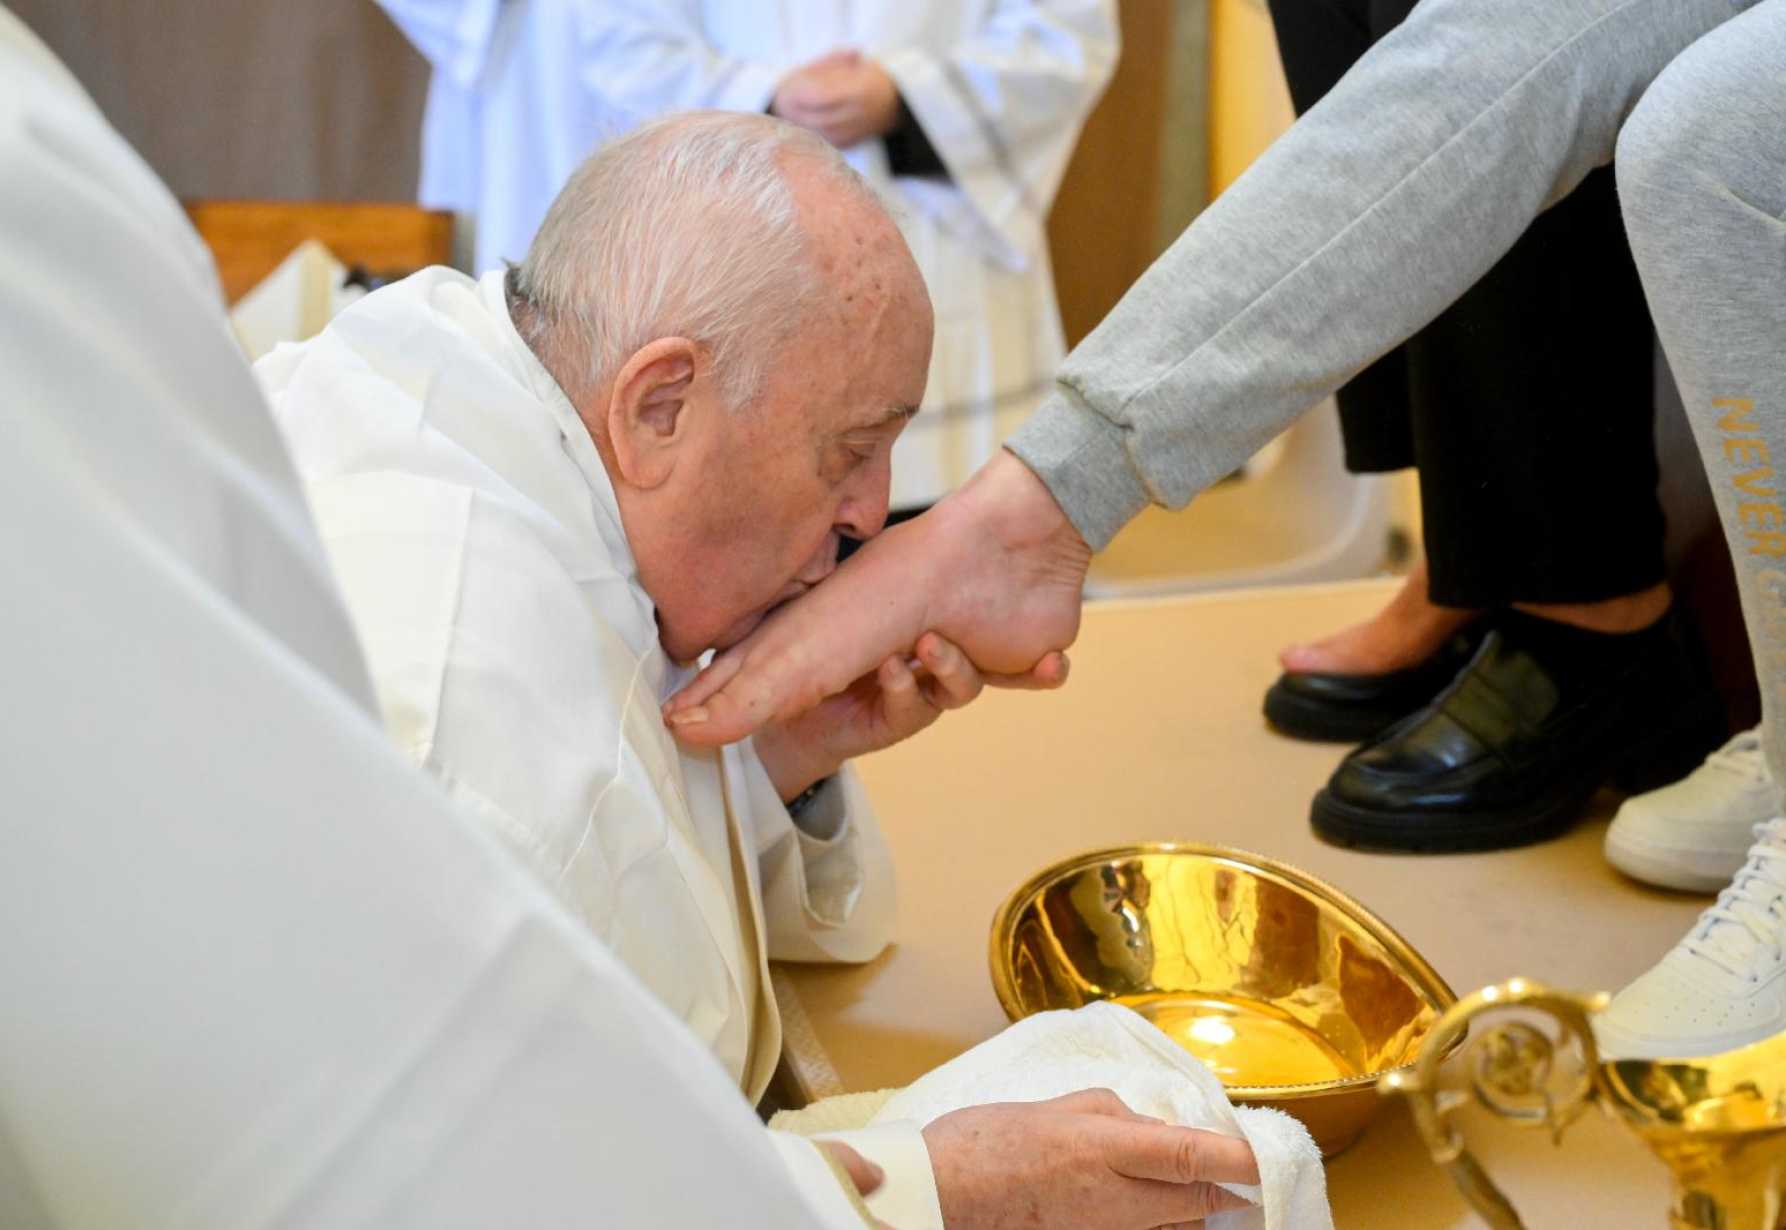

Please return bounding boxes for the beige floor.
[777,578,1712,1228]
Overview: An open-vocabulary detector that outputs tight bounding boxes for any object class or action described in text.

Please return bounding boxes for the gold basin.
[990,843,1456,1156]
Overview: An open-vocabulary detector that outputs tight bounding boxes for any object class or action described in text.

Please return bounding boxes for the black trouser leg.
[1267,0,1415,474]
[1267,0,1666,606]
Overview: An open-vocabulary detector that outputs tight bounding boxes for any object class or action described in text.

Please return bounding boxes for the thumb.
[815,1140,886,1198]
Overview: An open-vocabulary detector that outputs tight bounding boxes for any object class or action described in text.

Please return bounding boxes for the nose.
[835,451,892,543]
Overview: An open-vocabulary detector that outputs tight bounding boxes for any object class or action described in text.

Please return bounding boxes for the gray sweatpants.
[1008,0,1786,781]
[1619,4,1786,780]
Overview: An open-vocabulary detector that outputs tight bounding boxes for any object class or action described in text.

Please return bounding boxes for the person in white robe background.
[1,12,1259,1229]
[382,0,1118,512]
[373,0,629,276]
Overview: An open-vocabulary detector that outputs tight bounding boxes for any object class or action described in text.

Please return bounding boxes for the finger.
[808,46,861,69]
[1204,1186,1257,1214]
[982,650,1070,691]
[814,1140,885,1197]
[878,653,938,732]
[914,632,983,709]
[1104,1123,1262,1187]
[879,652,921,702]
[1150,1184,1258,1228]
[788,90,850,116]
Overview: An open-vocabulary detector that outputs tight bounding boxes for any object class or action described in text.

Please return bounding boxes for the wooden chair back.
[184,200,453,304]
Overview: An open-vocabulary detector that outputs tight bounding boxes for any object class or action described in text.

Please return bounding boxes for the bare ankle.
[1514,583,1671,634]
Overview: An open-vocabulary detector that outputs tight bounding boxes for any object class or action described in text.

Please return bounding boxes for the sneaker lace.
[1705,727,1769,783]
[1684,818,1786,980]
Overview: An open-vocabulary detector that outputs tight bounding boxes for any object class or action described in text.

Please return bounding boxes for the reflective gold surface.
[1382,977,1786,1229]
[990,843,1456,1155]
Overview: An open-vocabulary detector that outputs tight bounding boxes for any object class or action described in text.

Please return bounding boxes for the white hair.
[509,111,880,408]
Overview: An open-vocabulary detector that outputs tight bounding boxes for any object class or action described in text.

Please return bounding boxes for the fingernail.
[866,1160,885,1185]
[667,706,709,727]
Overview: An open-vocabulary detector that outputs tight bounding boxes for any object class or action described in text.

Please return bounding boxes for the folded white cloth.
[867,1002,1332,1230]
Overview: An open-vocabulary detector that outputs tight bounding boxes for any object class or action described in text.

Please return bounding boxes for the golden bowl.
[990,843,1457,1156]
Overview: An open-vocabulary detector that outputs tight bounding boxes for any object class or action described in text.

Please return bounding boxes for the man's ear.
[604,337,703,489]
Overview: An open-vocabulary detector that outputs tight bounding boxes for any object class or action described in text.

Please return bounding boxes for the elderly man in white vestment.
[259,110,1262,1226]
[263,108,943,1097]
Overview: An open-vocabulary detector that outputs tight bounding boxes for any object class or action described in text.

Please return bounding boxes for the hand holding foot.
[664,450,1091,745]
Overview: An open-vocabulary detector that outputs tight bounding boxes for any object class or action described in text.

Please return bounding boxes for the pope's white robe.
[392,0,1119,508]
[0,7,888,1227]
[257,267,939,1222]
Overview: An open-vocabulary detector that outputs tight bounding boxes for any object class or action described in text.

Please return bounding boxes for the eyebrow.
[857,403,918,430]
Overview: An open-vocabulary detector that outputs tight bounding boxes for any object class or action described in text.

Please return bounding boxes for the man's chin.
[664,592,804,661]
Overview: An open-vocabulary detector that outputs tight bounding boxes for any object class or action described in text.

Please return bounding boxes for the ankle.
[1513,584,1672,635]
[962,451,1092,576]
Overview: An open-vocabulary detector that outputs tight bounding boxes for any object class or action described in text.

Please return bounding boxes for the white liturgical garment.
[387,0,1118,508]
[0,8,887,1227]
[260,265,899,1101]
[374,0,630,274]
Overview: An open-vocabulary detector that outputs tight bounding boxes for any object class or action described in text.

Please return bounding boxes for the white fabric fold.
[869,1003,1332,1230]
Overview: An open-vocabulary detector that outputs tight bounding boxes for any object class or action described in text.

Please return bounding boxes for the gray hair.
[510,111,879,408]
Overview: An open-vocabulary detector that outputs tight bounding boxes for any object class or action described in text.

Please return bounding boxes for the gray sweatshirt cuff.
[1006,390,1152,551]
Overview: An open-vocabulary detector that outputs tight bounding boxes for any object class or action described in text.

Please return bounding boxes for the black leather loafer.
[1263,623,1486,743]
[1310,613,1725,853]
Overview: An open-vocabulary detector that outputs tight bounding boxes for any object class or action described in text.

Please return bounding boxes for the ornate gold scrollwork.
[1378,978,1610,1229]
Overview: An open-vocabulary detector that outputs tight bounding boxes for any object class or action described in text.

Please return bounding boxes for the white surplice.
[375,0,633,272]
[395,0,1119,508]
[256,266,940,1222]
[0,7,892,1226]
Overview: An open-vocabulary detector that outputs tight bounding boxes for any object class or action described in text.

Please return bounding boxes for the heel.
[1612,701,1728,795]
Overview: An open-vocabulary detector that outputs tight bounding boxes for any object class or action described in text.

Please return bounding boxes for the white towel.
[867,1002,1332,1230]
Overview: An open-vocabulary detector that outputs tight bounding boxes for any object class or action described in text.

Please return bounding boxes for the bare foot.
[1278,560,1478,676]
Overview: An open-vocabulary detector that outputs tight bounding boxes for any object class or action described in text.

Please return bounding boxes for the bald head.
[783,153,931,378]
[510,110,927,412]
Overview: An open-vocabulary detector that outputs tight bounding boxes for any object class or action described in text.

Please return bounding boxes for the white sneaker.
[1605,726,1775,892]
[1595,818,1786,1059]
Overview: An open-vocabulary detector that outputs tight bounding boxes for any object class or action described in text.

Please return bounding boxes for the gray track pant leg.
[1618,0,1786,784]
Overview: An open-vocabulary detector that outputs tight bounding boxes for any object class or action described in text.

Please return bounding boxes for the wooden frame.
[184,200,453,305]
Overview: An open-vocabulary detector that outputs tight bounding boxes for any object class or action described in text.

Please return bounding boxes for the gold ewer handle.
[1377,977,1610,1230]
